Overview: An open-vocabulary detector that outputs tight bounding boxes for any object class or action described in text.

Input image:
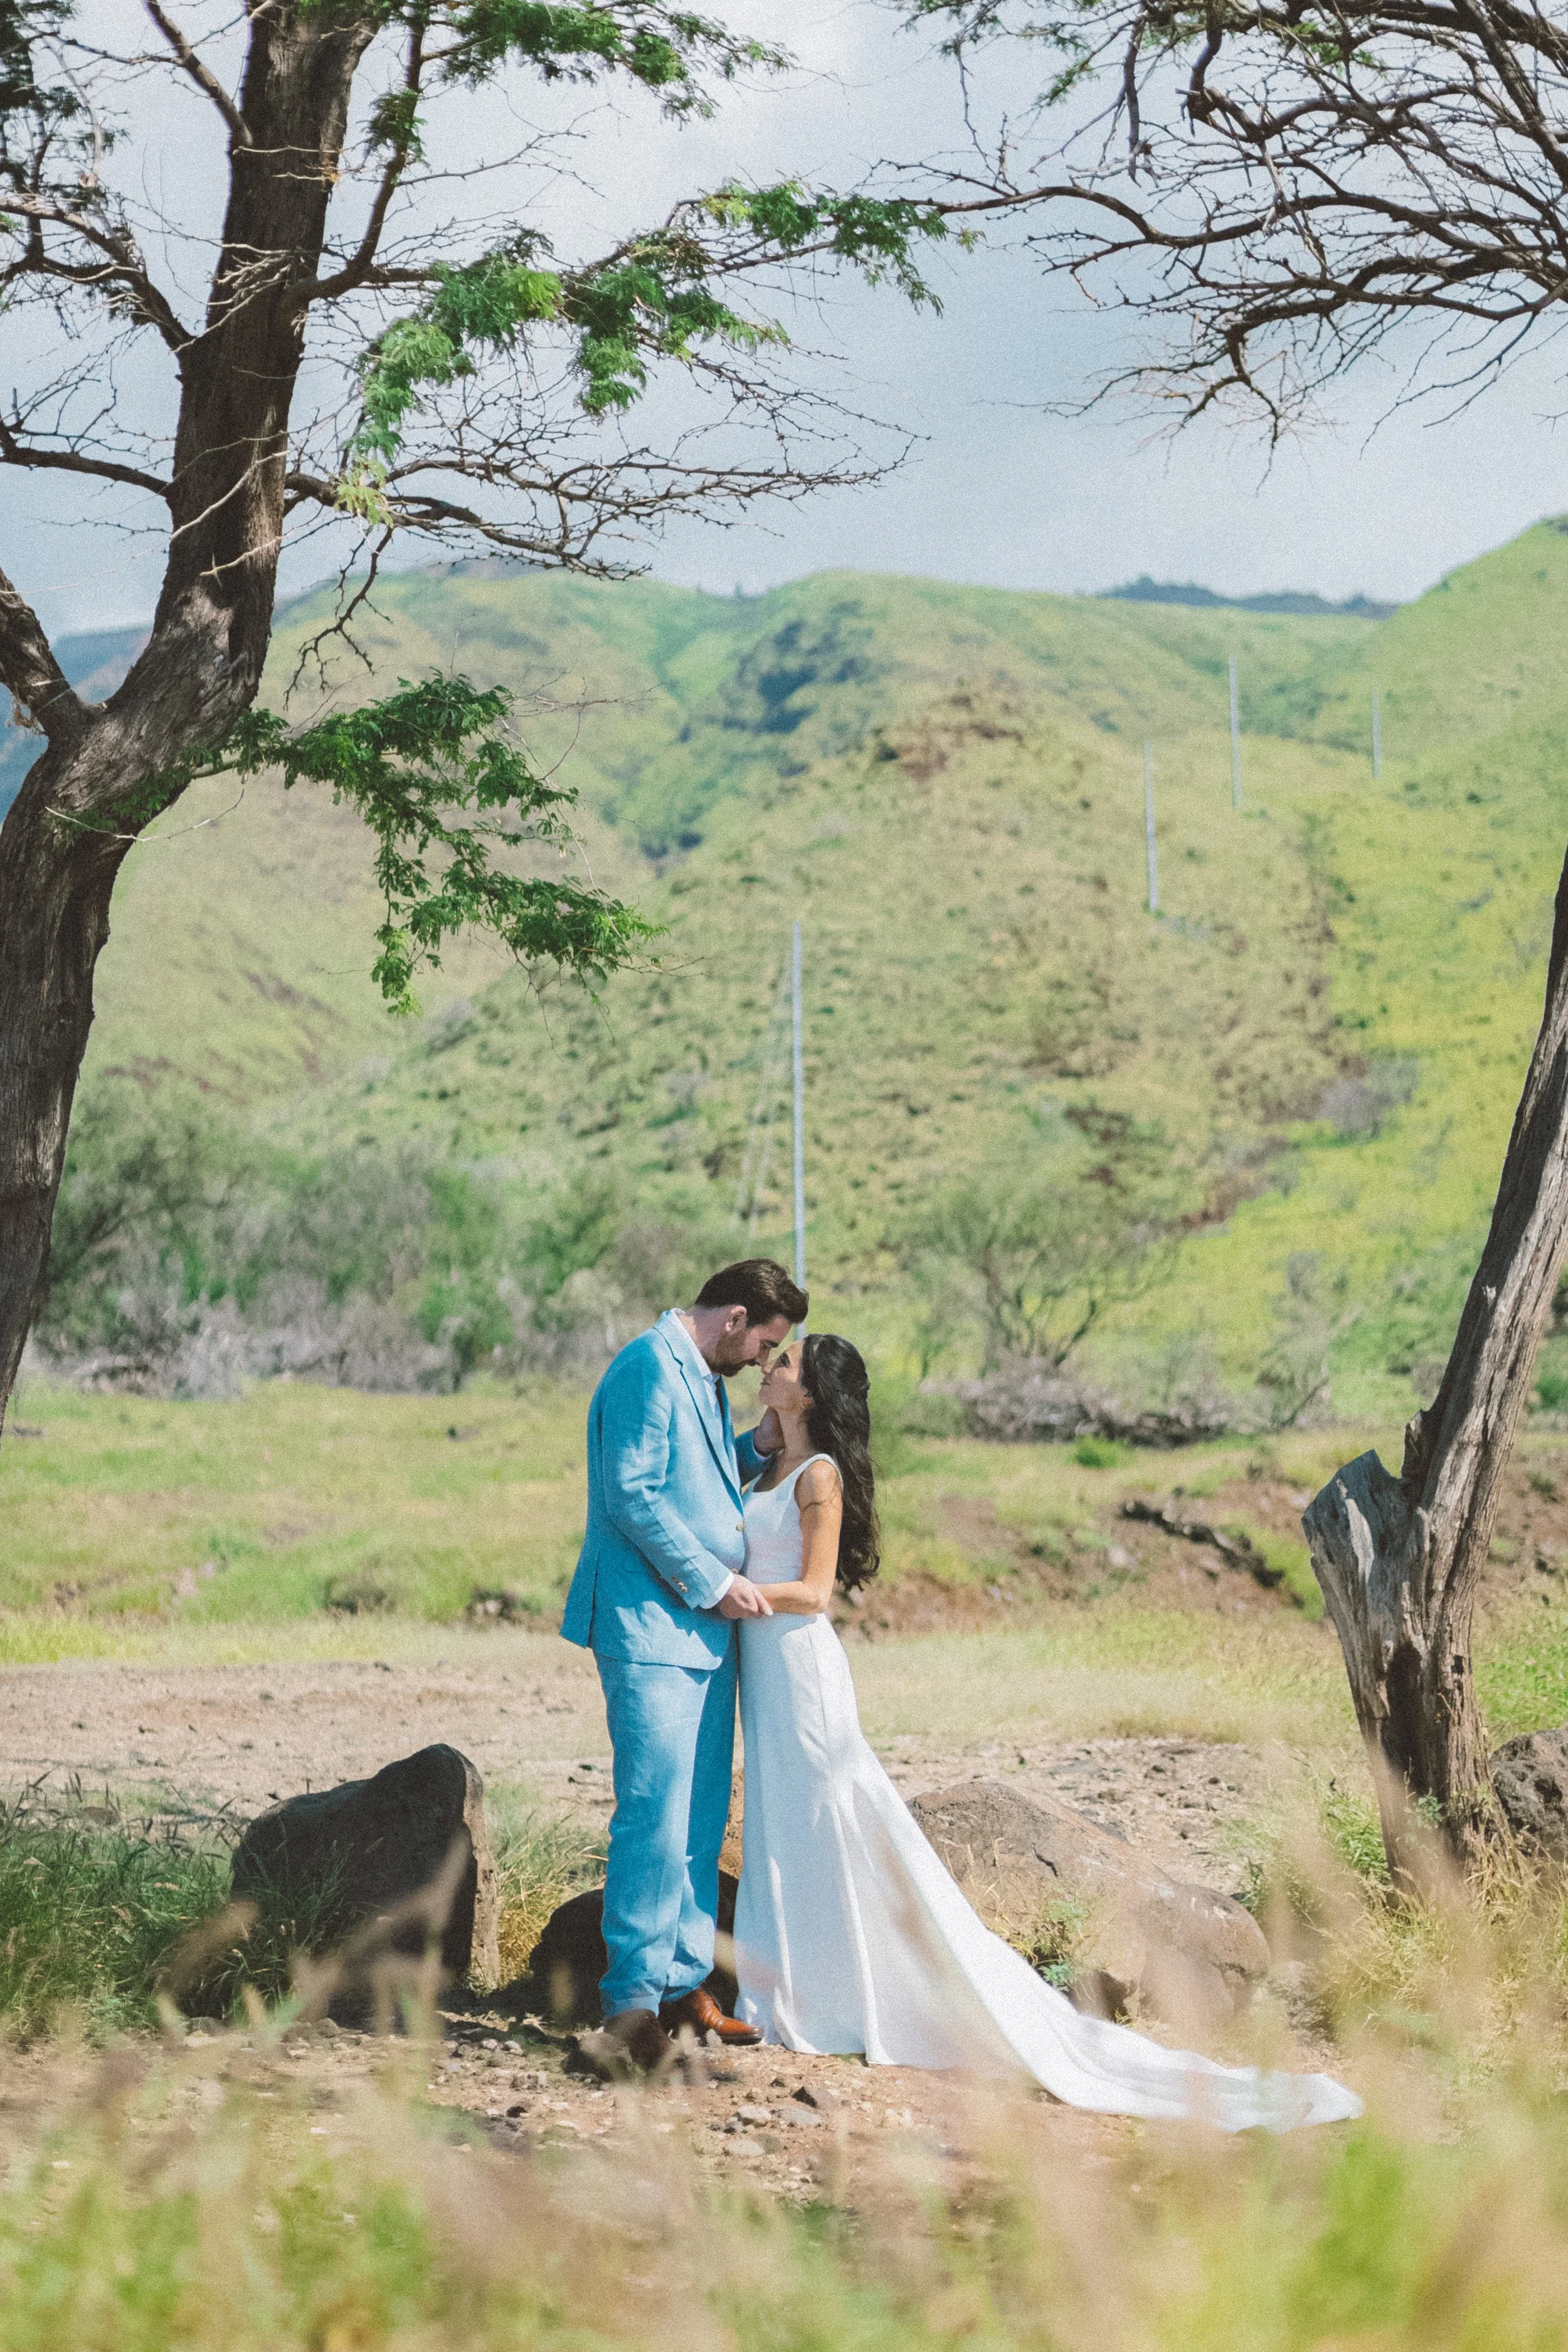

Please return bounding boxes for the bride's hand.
[753,1406,783,1456]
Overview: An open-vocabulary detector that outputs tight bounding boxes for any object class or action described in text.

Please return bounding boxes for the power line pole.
[1143,741,1159,916]
[1229,655,1242,810]
[1372,689,1382,781]
[791,918,806,1300]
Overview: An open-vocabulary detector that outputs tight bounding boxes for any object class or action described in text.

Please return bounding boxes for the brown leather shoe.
[573,2008,672,2079]
[660,1986,763,2047]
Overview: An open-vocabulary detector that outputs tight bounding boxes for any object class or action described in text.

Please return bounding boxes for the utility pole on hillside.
[792,919,807,1309]
[1372,690,1383,781]
[1143,742,1159,916]
[1229,657,1242,810]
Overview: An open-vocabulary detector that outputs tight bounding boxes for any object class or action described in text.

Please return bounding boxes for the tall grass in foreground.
[9,2026,1568,2351]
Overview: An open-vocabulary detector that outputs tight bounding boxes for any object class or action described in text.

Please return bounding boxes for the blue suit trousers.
[595,1646,737,2016]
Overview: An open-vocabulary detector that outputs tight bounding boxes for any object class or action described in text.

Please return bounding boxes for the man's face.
[709,1310,793,1377]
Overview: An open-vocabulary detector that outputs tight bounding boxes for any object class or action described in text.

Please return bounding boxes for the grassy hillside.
[59,524,1568,1407]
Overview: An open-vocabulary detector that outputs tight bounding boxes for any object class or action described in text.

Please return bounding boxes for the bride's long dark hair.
[800,1333,881,1591]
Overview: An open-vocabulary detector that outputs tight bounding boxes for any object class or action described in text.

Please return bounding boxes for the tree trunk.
[1304,837,1568,1883]
[0,751,129,1434]
[0,3,374,1439]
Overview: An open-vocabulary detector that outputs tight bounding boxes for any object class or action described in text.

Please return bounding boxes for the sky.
[8,0,1568,640]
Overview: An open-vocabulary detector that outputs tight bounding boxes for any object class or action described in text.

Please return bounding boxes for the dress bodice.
[743,1454,834,1586]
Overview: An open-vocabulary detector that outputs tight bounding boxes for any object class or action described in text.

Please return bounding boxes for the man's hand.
[752,1407,783,1457]
[718,1575,774,1619]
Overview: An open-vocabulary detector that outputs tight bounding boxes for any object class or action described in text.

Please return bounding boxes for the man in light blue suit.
[562,1257,808,2072]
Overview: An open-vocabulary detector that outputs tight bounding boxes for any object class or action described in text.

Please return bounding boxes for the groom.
[561,1257,809,2073]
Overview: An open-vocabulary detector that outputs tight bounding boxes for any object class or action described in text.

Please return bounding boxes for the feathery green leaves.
[216,676,654,1016]
[345,180,950,489]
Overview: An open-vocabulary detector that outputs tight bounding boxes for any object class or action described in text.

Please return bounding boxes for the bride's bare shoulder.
[796,1456,842,1510]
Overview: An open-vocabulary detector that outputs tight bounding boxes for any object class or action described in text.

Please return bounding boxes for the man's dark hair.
[695,1258,808,1327]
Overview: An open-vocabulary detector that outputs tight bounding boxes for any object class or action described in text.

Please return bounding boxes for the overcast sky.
[11,0,1568,639]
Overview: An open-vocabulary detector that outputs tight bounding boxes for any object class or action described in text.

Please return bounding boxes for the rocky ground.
[0,1633,1351,2200]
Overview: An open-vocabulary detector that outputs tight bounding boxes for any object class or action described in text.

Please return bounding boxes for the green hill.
[61,524,1568,1408]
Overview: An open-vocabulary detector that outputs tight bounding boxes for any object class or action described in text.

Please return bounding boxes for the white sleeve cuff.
[713,1572,736,1602]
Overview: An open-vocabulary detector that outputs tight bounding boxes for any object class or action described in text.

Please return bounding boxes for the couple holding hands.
[563,1258,1359,2131]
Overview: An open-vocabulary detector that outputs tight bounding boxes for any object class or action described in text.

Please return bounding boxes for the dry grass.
[9,1939,1568,2352]
[489,1799,603,1985]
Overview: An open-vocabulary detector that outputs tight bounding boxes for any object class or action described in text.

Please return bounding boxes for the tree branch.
[0,196,188,351]
[0,571,82,744]
[140,0,252,151]
[0,421,171,502]
[296,16,425,308]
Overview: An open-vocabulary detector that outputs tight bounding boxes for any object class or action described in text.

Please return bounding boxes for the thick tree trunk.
[1304,838,1568,1883]
[0,755,129,1433]
[0,4,374,1439]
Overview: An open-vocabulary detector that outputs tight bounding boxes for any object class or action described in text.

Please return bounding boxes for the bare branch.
[0,571,82,744]
[140,0,252,151]
[297,16,426,308]
[0,418,171,501]
[0,195,188,350]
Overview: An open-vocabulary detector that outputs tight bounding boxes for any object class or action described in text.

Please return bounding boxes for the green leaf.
[209,676,654,1015]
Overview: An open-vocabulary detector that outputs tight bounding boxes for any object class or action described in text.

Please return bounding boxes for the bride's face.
[759,1342,812,1420]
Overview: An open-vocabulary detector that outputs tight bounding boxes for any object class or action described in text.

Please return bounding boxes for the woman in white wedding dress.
[733,1335,1362,2133]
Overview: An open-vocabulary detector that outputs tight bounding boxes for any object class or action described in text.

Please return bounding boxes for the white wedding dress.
[733,1459,1362,2132]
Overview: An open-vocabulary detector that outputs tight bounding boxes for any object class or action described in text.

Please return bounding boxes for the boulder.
[1492,1728,1568,1860]
[231,1744,499,2006]
[516,1871,739,2025]
[909,1778,1269,2027]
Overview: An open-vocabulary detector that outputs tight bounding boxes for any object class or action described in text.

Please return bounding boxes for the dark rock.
[231,1744,499,2010]
[511,1871,739,2025]
[1492,1728,1568,1860]
[909,1778,1269,2027]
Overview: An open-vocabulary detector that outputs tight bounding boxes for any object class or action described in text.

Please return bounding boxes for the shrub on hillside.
[37,1084,741,1396]
[904,1112,1184,1373]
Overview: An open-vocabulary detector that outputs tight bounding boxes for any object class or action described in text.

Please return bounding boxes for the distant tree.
[0,0,957,1438]
[911,1111,1178,1370]
[916,0,1568,1878]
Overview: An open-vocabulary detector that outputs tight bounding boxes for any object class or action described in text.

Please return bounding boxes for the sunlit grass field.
[1,1371,1348,1631]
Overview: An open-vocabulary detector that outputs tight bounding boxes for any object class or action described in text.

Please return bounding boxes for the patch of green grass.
[0,1796,230,2036]
[0,1791,383,2037]
[0,1379,587,1629]
[1226,1524,1325,1619]
[1072,1437,1131,1470]
[850,1610,1357,1751]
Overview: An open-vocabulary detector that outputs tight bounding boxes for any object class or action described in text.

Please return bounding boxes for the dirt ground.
[0,1620,1345,2198]
[0,1638,1263,1899]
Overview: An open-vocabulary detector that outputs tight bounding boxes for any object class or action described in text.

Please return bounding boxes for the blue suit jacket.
[561,1315,765,1669]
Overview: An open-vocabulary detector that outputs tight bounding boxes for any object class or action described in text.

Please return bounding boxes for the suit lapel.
[659,1322,741,1500]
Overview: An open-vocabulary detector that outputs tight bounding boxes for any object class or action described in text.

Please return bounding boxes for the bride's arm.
[756,1460,842,1614]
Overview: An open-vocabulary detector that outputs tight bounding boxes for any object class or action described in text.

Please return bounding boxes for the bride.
[733,1334,1362,2132]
